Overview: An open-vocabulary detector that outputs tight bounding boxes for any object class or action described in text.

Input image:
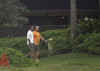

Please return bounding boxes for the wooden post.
[48,38,53,56]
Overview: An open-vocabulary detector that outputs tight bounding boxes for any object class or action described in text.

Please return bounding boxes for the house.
[21,0,100,29]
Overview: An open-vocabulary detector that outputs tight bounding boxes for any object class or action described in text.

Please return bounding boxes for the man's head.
[30,25,34,31]
[34,26,40,31]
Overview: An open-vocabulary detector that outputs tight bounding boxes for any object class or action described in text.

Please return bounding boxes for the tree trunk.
[70,0,77,38]
[70,0,77,54]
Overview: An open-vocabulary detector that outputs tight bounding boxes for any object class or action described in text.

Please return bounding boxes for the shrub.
[10,38,30,54]
[0,48,33,67]
[41,29,72,54]
[79,33,100,54]
[0,37,29,55]
[79,19,100,33]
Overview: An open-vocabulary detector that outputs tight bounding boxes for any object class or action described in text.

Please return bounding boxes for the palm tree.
[70,0,77,54]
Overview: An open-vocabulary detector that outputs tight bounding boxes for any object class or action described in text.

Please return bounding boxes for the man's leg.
[26,45,32,57]
[31,44,35,60]
[27,44,35,60]
[35,46,40,64]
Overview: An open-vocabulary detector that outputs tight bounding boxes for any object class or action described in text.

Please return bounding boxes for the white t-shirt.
[27,30,34,45]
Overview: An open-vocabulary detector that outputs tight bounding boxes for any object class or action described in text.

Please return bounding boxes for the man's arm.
[40,35,45,41]
[27,39,30,43]
[40,35,48,43]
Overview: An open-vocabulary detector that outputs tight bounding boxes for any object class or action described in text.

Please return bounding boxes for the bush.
[41,29,72,54]
[0,48,33,67]
[10,38,30,54]
[41,29,100,55]
[79,19,100,33]
[74,34,90,52]
[79,33,100,54]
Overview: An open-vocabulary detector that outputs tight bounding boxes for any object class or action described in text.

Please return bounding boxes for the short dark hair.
[28,25,33,29]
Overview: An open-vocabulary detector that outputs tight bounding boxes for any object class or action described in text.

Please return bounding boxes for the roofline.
[23,9,100,16]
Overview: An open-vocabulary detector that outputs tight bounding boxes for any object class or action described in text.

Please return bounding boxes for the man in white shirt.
[27,25,34,58]
[27,26,34,45]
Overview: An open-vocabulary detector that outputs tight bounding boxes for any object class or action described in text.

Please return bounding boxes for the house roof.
[24,9,100,16]
[21,0,98,10]
[21,0,99,16]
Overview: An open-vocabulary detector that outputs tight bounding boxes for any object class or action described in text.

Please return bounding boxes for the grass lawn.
[0,53,100,71]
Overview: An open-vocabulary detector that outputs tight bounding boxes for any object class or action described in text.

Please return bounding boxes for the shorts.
[33,45,40,52]
[28,44,40,52]
[28,43,34,52]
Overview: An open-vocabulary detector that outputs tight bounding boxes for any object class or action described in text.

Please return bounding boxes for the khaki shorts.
[28,44,40,52]
[33,45,40,52]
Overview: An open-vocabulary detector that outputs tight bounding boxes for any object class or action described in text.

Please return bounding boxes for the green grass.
[0,53,100,71]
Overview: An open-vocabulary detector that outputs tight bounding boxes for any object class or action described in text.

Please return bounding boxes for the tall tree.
[0,0,28,27]
[70,0,77,54]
